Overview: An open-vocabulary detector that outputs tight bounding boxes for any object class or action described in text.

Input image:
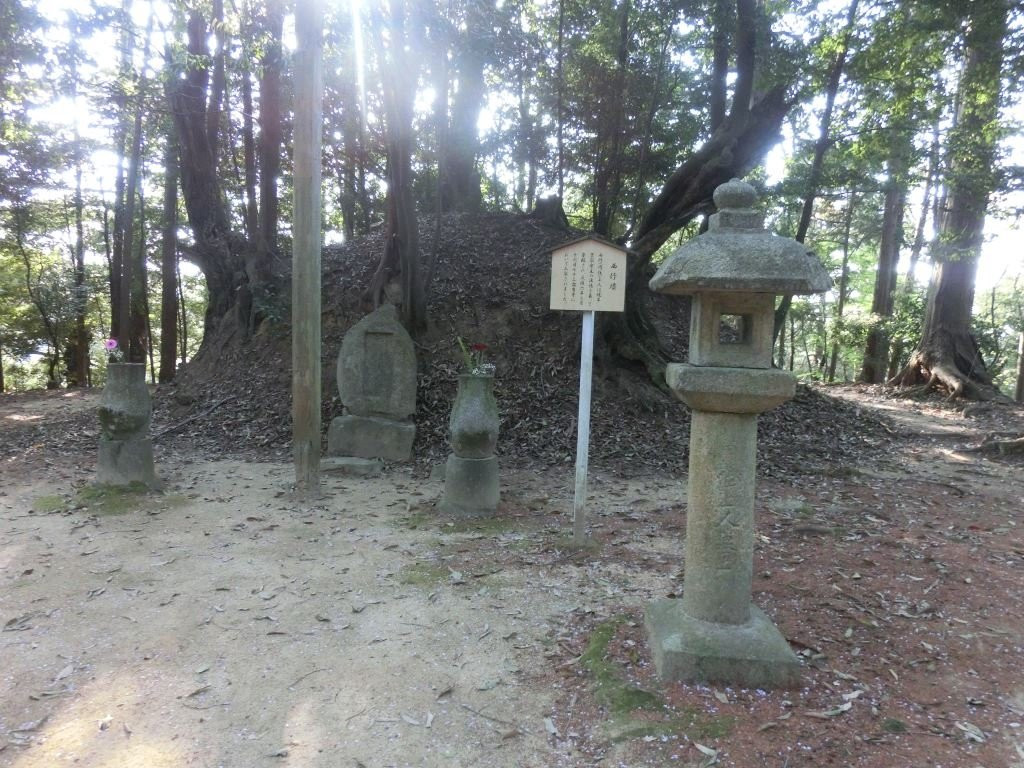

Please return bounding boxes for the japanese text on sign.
[549,241,627,313]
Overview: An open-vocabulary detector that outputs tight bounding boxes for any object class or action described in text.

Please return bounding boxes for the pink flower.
[470,343,488,352]
[104,339,118,352]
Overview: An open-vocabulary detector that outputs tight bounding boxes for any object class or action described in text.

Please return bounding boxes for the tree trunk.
[159,127,179,383]
[258,0,284,254]
[860,144,907,383]
[240,63,259,242]
[1015,332,1023,403]
[630,89,790,264]
[615,0,793,382]
[593,0,631,237]
[177,256,188,364]
[731,0,756,114]
[206,0,226,163]
[627,26,672,239]
[123,15,153,364]
[773,0,859,344]
[826,191,856,382]
[891,0,1008,400]
[887,117,940,380]
[109,0,134,341]
[556,0,565,200]
[339,50,361,240]
[140,208,156,383]
[708,0,732,133]
[168,9,265,342]
[441,0,488,212]
[366,0,425,333]
[70,129,89,387]
[790,314,797,372]
[776,305,786,369]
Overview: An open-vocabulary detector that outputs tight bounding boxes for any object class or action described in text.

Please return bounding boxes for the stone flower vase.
[449,373,499,458]
[96,362,159,488]
[442,372,500,515]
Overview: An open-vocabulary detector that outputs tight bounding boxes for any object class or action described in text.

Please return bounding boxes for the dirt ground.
[1,387,1023,767]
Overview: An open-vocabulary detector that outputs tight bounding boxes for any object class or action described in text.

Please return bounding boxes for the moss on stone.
[582,618,663,715]
[604,707,735,745]
[583,617,735,746]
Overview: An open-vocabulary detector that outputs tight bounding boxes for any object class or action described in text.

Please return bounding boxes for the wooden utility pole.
[292,0,324,497]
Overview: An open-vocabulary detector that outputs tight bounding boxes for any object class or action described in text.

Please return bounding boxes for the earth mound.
[153,211,890,477]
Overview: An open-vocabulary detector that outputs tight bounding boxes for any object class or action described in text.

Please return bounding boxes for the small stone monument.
[327,304,416,462]
[97,362,160,488]
[645,178,830,689]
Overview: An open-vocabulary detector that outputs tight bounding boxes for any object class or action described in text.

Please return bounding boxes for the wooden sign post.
[550,236,628,545]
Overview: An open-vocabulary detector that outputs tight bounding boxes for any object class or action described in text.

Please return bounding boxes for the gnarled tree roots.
[888,330,1003,402]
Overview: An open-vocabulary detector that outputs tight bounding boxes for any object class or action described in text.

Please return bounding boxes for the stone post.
[441,373,500,515]
[644,179,830,689]
[97,362,160,489]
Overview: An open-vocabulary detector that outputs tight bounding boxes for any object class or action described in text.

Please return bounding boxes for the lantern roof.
[649,179,831,296]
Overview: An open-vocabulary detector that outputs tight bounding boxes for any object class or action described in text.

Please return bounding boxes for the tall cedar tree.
[891,0,1010,399]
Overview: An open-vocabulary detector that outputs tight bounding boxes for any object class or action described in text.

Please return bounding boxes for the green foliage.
[2,0,1022,397]
[974,274,1024,392]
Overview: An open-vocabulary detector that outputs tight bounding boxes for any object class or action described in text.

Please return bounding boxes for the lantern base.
[645,599,800,689]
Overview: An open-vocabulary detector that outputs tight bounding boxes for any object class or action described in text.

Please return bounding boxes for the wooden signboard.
[550,239,627,312]
[549,235,629,545]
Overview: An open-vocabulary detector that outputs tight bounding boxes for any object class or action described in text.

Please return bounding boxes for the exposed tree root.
[888,330,1005,402]
[966,435,1024,455]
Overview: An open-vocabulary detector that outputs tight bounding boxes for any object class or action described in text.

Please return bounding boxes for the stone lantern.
[645,178,830,689]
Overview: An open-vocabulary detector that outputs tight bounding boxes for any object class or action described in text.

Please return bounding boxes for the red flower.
[470,343,488,352]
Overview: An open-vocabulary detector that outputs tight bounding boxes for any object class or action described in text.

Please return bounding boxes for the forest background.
[1,0,1022,400]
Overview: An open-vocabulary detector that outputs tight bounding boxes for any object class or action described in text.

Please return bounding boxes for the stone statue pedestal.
[328,414,415,462]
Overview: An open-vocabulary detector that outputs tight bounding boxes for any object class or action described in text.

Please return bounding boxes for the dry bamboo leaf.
[53,664,74,682]
[804,701,852,719]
